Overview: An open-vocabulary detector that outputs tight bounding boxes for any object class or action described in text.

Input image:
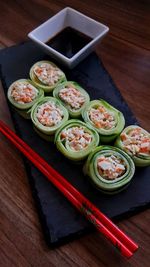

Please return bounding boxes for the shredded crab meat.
[121,128,150,156]
[60,126,92,151]
[97,155,126,180]
[11,82,38,104]
[33,63,63,86]
[36,101,63,127]
[89,105,116,130]
[58,85,86,110]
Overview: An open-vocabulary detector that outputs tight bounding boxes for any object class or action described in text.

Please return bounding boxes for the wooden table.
[0,1,150,266]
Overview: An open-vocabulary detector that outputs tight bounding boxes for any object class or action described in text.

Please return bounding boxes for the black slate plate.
[0,42,150,247]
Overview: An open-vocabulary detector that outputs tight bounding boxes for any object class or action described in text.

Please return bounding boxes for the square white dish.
[28,7,109,68]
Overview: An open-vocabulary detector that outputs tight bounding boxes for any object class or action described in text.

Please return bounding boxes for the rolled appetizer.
[84,146,135,194]
[54,119,99,161]
[115,125,150,167]
[82,99,125,143]
[53,81,90,118]
[31,97,69,141]
[7,79,44,119]
[29,61,66,93]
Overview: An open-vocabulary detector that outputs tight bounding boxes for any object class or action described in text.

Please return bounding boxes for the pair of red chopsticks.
[0,120,138,258]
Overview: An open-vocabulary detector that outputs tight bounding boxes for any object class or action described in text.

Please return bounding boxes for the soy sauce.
[45,27,92,58]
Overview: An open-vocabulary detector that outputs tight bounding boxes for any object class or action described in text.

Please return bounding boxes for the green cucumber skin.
[85,175,130,195]
[55,141,90,161]
[31,76,67,93]
[115,137,150,167]
[82,99,125,143]
[55,119,99,162]
[29,61,66,93]
[53,81,90,118]
[83,146,135,194]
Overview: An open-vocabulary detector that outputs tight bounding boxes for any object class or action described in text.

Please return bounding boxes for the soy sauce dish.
[28,7,109,68]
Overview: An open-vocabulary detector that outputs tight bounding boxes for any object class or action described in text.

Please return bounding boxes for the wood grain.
[0,1,150,266]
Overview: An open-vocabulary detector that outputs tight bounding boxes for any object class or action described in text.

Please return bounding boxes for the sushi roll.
[115,125,150,167]
[7,79,44,119]
[53,81,90,118]
[29,61,66,93]
[84,146,135,194]
[82,99,125,143]
[31,97,69,141]
[55,119,99,162]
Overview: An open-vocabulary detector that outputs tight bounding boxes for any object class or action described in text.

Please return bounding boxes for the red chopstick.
[0,120,138,258]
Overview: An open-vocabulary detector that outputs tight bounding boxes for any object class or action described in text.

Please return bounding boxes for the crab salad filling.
[121,127,150,156]
[33,63,63,86]
[97,155,126,180]
[60,126,92,151]
[36,101,64,127]
[11,82,38,104]
[89,105,116,130]
[59,85,86,110]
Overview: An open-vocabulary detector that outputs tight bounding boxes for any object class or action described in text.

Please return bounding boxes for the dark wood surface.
[0,1,150,266]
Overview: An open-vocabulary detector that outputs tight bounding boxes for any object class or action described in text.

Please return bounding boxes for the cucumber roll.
[84,146,135,194]
[7,79,44,119]
[29,61,66,93]
[82,99,125,143]
[55,119,99,161]
[31,97,69,141]
[115,125,150,167]
[53,81,90,118]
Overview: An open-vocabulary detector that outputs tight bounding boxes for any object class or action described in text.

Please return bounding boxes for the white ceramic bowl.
[28,7,109,68]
